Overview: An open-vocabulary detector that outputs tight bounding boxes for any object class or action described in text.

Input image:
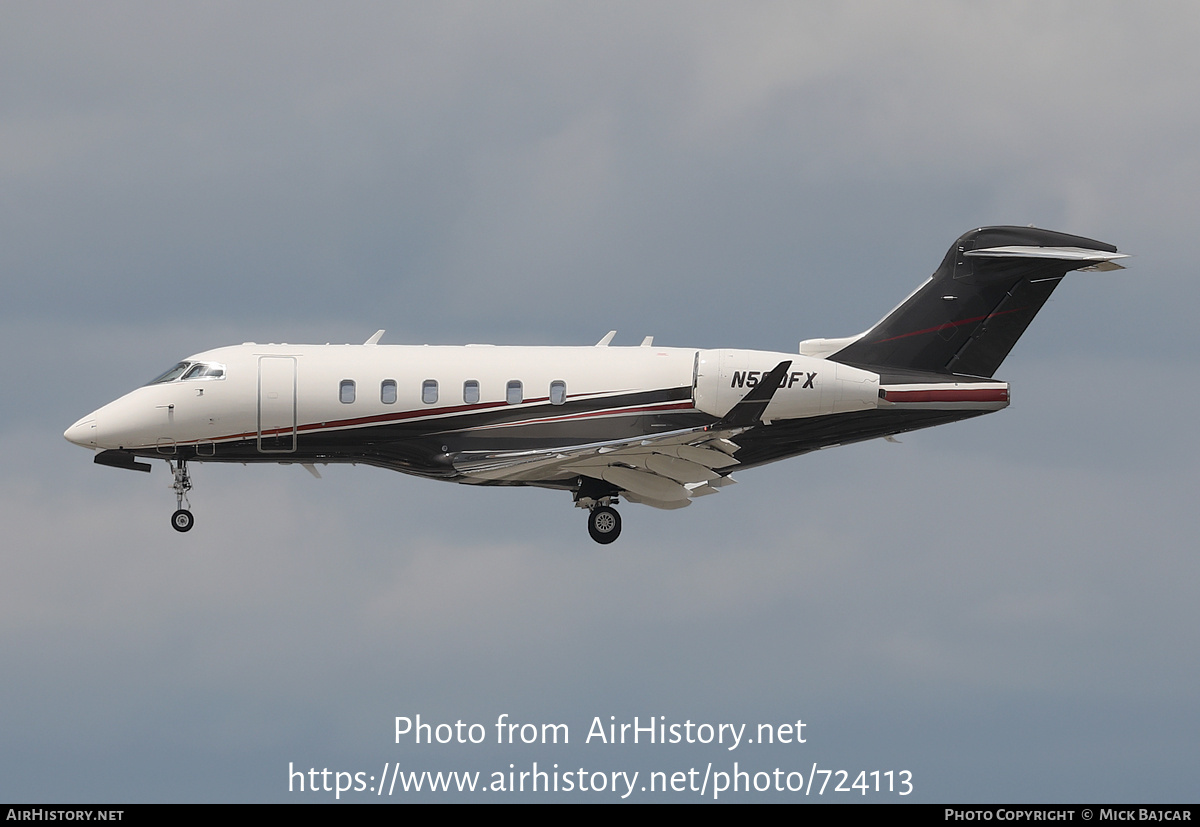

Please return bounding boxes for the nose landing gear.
[168,459,194,532]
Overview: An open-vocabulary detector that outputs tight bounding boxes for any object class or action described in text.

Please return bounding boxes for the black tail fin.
[827,226,1124,378]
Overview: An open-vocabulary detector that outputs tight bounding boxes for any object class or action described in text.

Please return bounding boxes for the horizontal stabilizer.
[962,246,1127,267]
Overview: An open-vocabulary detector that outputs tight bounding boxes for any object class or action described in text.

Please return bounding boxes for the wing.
[451,426,745,509]
[450,359,796,509]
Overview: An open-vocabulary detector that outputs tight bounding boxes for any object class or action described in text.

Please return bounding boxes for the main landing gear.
[587,505,622,544]
[168,458,194,532]
[574,478,623,544]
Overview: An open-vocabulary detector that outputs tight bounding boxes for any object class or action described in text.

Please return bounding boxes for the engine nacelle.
[693,349,878,423]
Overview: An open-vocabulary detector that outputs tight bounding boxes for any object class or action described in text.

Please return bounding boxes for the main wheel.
[587,506,622,544]
[171,509,194,533]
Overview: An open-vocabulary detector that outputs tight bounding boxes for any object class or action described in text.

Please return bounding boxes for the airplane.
[64,226,1125,543]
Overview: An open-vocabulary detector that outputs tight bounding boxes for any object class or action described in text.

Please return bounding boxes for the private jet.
[64,226,1124,543]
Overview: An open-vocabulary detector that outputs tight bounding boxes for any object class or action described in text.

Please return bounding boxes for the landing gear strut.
[587,505,622,544]
[168,458,194,532]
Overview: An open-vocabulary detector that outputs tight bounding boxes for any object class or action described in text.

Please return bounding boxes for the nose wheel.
[168,459,194,532]
[587,505,622,544]
[171,508,194,532]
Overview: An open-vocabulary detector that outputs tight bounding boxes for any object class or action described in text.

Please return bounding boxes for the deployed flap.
[598,466,690,501]
[451,425,745,508]
[645,453,720,484]
[674,443,739,468]
[621,491,693,510]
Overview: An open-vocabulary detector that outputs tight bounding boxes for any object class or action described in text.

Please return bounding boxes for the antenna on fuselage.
[364,330,385,345]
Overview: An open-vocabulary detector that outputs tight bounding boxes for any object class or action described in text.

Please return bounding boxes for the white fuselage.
[64,343,891,459]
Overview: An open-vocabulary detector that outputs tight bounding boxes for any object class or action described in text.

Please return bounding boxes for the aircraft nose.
[64,417,98,447]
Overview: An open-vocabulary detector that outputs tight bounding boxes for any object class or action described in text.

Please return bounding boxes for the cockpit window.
[182,363,225,380]
[146,361,226,385]
[147,362,191,385]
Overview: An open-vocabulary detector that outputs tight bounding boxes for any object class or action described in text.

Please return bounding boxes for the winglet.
[364,330,385,345]
[595,331,616,347]
[722,360,792,426]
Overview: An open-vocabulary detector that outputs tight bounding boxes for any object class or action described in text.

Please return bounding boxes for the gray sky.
[3,1,1197,802]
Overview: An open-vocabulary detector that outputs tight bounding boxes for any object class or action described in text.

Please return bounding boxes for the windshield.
[146,361,226,385]
[182,363,225,380]
[147,362,191,385]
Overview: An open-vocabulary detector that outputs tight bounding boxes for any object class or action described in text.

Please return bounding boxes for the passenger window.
[381,380,397,404]
[463,380,480,405]
[550,380,566,405]
[506,380,523,405]
[339,380,356,404]
[422,380,438,405]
